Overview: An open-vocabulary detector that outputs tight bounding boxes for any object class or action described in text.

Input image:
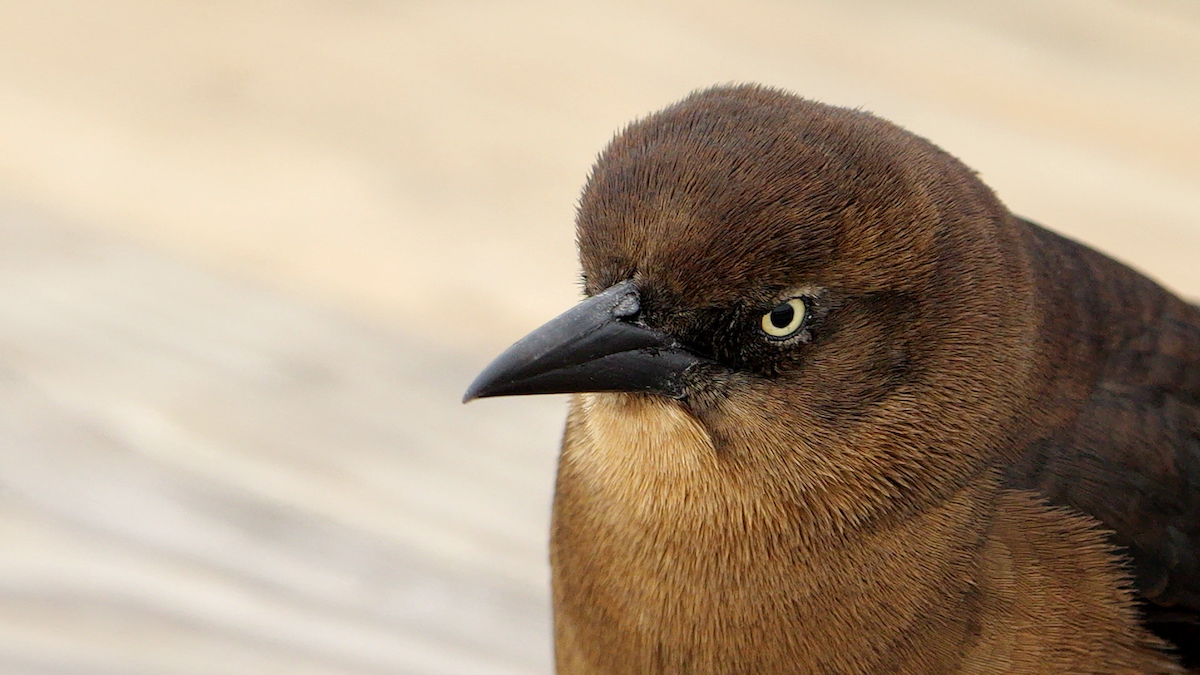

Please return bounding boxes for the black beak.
[463,280,706,402]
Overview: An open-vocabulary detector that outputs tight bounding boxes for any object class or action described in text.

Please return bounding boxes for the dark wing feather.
[1003,220,1200,664]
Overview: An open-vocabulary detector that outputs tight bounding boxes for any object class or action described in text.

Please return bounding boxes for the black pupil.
[769,303,795,329]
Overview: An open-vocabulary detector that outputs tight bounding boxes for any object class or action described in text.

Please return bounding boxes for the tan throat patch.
[564,393,730,520]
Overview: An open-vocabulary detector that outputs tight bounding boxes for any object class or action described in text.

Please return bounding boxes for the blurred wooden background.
[0,1,1196,673]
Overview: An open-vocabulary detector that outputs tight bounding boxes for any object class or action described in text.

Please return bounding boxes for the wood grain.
[0,210,561,674]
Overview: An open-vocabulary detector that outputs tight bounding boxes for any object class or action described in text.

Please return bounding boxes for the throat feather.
[565,393,730,520]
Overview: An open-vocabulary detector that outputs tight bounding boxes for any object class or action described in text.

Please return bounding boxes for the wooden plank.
[0,210,561,674]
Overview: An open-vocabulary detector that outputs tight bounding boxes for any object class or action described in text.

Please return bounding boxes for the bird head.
[466,85,1044,525]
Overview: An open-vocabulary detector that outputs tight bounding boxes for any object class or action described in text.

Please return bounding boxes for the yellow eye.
[761,298,807,338]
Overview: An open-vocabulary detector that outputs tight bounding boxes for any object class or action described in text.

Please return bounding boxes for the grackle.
[465,84,1200,674]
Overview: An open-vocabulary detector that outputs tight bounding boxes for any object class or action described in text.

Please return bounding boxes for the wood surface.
[0,1,1196,673]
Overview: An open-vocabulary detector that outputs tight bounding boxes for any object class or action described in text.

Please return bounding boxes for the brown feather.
[548,84,1197,673]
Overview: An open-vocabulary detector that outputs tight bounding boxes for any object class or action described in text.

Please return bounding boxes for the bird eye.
[760,298,807,339]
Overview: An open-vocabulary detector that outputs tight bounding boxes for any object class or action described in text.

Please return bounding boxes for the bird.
[463,84,1200,674]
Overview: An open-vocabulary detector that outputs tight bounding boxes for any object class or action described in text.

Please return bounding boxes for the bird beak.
[463,280,706,402]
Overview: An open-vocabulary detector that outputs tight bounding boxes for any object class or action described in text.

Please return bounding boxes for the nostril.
[613,293,640,319]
